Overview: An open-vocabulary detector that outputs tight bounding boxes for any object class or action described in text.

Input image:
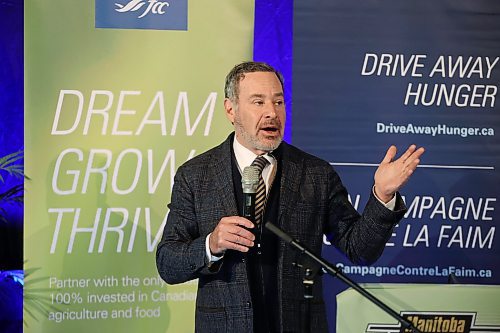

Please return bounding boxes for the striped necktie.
[251,155,270,225]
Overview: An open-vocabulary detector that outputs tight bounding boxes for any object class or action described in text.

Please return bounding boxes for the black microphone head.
[242,166,259,194]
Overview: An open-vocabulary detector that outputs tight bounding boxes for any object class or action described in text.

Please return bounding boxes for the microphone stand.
[265,222,422,333]
[293,255,321,333]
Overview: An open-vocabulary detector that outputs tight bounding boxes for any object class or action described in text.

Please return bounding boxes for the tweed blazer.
[156,133,406,333]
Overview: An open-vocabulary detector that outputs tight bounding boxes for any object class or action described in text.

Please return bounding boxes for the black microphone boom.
[265,222,422,333]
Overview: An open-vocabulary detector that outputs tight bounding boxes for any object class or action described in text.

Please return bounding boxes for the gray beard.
[234,122,283,152]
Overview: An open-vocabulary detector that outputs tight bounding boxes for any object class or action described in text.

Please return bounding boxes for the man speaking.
[156,61,425,332]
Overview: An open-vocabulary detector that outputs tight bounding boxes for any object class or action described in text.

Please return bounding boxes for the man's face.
[224,71,286,155]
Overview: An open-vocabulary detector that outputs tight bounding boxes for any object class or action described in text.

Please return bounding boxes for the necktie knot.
[251,155,269,173]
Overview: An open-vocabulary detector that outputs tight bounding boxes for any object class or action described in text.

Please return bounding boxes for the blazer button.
[246,301,252,309]
[241,258,245,263]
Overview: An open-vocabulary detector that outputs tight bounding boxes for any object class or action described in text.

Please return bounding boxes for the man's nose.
[263,103,278,118]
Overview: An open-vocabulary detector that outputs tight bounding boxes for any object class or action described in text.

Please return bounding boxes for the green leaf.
[0,150,24,180]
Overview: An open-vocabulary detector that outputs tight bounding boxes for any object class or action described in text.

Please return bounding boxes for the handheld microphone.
[241,166,259,222]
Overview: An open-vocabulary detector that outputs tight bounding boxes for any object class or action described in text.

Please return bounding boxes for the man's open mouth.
[260,125,279,133]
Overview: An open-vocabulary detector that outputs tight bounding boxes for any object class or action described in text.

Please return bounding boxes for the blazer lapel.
[212,134,239,217]
[278,143,304,231]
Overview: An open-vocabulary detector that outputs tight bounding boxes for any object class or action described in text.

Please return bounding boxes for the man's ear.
[224,98,235,125]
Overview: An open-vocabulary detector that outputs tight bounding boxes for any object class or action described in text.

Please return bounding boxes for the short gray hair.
[224,61,284,101]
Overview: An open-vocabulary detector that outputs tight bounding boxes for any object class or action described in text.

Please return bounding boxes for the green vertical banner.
[24,1,254,332]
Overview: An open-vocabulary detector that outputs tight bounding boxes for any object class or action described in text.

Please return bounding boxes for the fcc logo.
[95,0,187,30]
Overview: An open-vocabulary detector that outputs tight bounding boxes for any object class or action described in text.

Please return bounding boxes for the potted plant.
[0,150,25,332]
